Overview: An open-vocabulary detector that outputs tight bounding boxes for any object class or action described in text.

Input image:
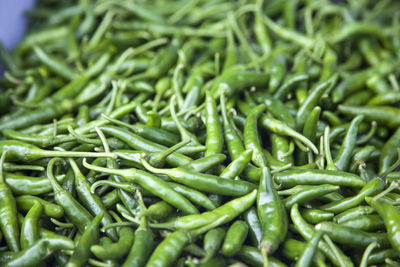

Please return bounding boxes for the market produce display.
[1,0,400,266]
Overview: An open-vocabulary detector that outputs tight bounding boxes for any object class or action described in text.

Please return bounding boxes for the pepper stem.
[68,125,101,145]
[46,157,67,193]
[372,181,399,201]
[101,114,136,133]
[260,243,269,267]
[148,138,191,167]
[140,155,173,177]
[359,242,379,267]
[37,149,115,159]
[324,126,337,171]
[91,180,137,194]
[0,150,7,184]
[82,158,129,178]
[50,218,74,228]
[101,222,138,232]
[170,95,199,145]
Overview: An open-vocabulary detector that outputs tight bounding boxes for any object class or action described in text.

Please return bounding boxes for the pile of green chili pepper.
[1,0,400,266]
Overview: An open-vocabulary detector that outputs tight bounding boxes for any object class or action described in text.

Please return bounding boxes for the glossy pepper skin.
[366,197,400,254]
[66,212,103,267]
[0,152,20,252]
[257,167,287,255]
[122,216,154,267]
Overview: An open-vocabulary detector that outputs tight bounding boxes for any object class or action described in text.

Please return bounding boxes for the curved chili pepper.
[66,212,103,267]
[296,75,337,130]
[66,156,117,240]
[202,227,225,263]
[16,195,64,218]
[284,184,340,210]
[320,177,385,213]
[91,226,135,261]
[220,149,252,179]
[46,158,93,232]
[222,220,248,257]
[20,201,42,250]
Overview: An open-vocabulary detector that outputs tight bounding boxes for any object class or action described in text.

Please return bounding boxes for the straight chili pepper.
[0,151,20,252]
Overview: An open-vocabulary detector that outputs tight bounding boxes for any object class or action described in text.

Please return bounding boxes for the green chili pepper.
[66,156,117,240]
[258,167,287,261]
[295,231,324,267]
[222,220,248,257]
[150,190,257,230]
[91,226,135,261]
[204,89,224,156]
[365,196,400,254]
[243,206,262,248]
[367,248,399,265]
[0,140,114,162]
[3,236,75,267]
[20,201,42,250]
[320,178,385,213]
[4,172,65,195]
[122,215,153,267]
[46,158,93,232]
[302,208,335,224]
[283,184,340,210]
[167,182,217,211]
[333,115,364,171]
[338,105,400,129]
[282,238,326,267]
[201,227,225,263]
[66,212,103,267]
[181,153,226,173]
[315,221,390,247]
[253,91,295,128]
[296,75,337,130]
[237,245,288,267]
[33,46,78,81]
[140,157,256,196]
[220,149,252,179]
[244,104,268,167]
[16,195,64,218]
[340,215,385,231]
[220,90,245,160]
[0,152,20,252]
